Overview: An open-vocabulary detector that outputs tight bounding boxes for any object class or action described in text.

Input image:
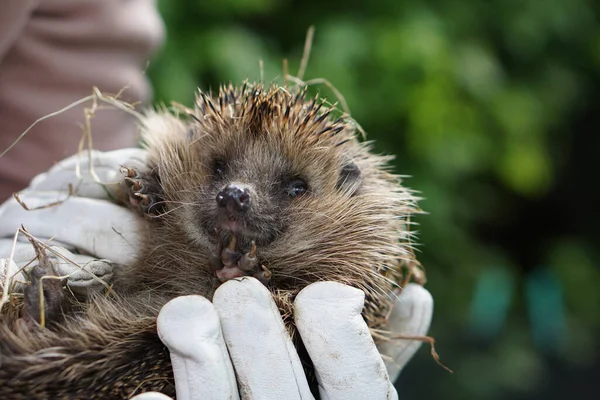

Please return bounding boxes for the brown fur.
[0,83,420,399]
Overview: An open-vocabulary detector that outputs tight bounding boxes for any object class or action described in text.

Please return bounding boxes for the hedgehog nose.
[216,184,251,213]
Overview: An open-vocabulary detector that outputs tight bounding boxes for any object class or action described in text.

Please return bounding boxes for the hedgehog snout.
[216,183,251,214]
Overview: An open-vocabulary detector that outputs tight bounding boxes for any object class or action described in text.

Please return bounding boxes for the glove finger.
[0,195,140,266]
[377,283,433,381]
[28,148,147,199]
[294,282,398,400]
[130,392,173,400]
[157,295,239,400]
[49,246,114,296]
[213,277,314,400]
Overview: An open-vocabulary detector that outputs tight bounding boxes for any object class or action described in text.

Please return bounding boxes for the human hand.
[0,148,145,295]
[132,277,433,400]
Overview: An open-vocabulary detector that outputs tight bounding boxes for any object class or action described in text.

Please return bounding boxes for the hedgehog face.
[192,126,364,248]
[199,140,309,250]
[190,132,364,280]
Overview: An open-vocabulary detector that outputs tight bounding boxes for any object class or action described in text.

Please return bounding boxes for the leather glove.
[131,278,433,400]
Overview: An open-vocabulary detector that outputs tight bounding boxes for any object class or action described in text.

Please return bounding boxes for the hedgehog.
[0,83,422,399]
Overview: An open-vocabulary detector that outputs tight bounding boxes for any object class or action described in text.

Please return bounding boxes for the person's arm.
[0,0,37,63]
[0,0,164,200]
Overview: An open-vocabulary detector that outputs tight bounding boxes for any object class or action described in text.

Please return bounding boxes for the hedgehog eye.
[287,179,308,198]
[212,160,226,179]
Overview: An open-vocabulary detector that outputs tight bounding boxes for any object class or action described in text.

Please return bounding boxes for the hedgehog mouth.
[220,215,251,237]
[208,211,278,248]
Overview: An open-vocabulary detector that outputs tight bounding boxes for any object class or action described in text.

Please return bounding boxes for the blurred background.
[148,0,599,398]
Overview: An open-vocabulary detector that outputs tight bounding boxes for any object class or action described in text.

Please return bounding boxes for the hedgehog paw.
[121,166,164,215]
[211,235,268,284]
[21,264,65,329]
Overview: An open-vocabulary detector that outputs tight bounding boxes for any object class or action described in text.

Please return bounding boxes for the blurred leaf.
[497,137,552,196]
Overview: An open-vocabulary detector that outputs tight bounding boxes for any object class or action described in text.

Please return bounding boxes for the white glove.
[0,148,145,295]
[132,278,433,400]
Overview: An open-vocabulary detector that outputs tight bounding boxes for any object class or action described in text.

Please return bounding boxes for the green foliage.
[149,0,600,398]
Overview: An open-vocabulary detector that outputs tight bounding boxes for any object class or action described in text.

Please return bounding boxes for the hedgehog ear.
[337,161,361,194]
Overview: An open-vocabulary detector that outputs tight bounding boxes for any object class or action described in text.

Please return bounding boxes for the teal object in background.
[526,267,568,355]
[468,267,515,341]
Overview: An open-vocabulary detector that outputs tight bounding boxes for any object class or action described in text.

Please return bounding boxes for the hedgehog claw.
[253,265,272,285]
[132,180,142,191]
[248,240,256,258]
[238,245,257,272]
[221,234,240,267]
[226,234,237,251]
[120,166,139,179]
[135,193,150,205]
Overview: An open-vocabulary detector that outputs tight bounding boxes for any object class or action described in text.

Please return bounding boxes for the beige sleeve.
[0,0,164,200]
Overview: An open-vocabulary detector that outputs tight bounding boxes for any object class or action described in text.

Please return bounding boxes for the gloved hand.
[0,149,434,399]
[0,148,145,295]
[131,278,433,400]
